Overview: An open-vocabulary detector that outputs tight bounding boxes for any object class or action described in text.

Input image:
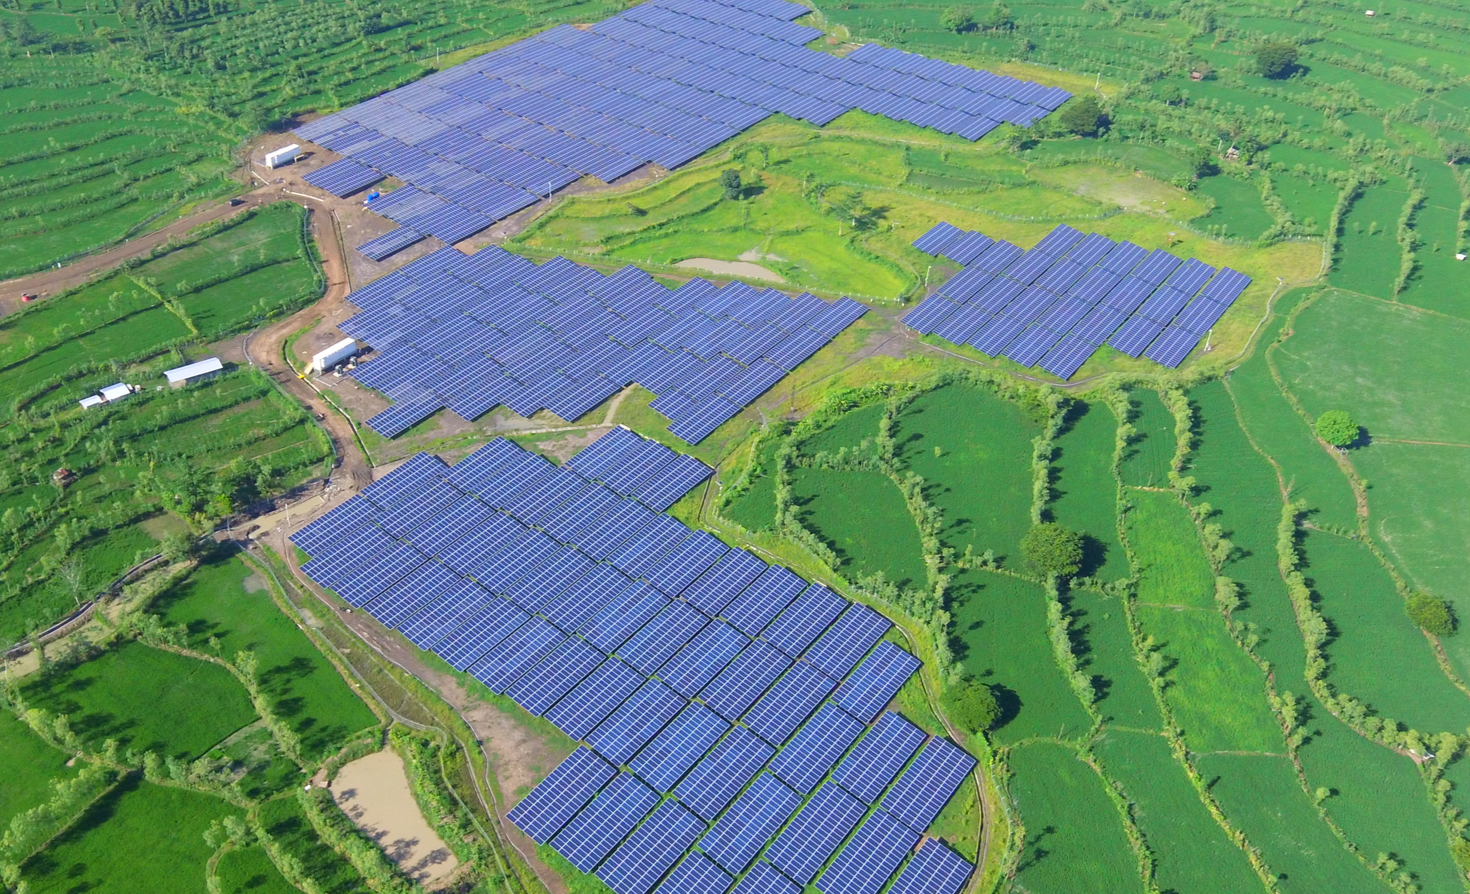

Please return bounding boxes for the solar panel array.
[905,222,1253,379]
[292,0,1069,258]
[335,244,866,441]
[292,433,975,894]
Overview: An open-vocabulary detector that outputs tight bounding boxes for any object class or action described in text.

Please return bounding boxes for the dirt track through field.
[333,749,460,888]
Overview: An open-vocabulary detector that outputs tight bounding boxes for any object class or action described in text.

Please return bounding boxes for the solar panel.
[435,597,531,669]
[768,703,866,794]
[399,580,497,648]
[652,852,732,894]
[803,603,891,679]
[545,658,647,740]
[629,702,730,790]
[587,679,687,764]
[682,548,768,615]
[365,559,461,629]
[742,661,837,745]
[618,600,710,674]
[507,746,618,843]
[700,640,792,721]
[886,839,974,894]
[507,636,608,715]
[551,771,660,872]
[543,563,630,632]
[645,529,729,596]
[582,582,670,651]
[833,642,921,722]
[596,800,706,894]
[911,221,963,255]
[731,861,800,894]
[882,737,977,832]
[675,726,775,821]
[698,773,802,874]
[720,563,806,635]
[764,783,867,884]
[830,711,926,802]
[610,514,693,577]
[659,621,750,696]
[1143,325,1200,368]
[816,808,919,894]
[467,617,563,692]
[762,584,847,657]
[636,452,715,510]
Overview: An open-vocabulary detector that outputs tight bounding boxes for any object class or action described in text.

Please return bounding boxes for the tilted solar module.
[1201,267,1251,304]
[291,495,379,556]
[769,702,866,794]
[596,800,705,894]
[681,548,767,616]
[652,852,732,894]
[574,498,661,559]
[700,639,793,721]
[545,657,647,740]
[830,711,927,803]
[698,773,802,874]
[629,701,730,790]
[674,726,775,821]
[581,582,670,652]
[1107,314,1165,358]
[503,549,596,612]
[364,559,461,629]
[742,660,837,746]
[911,221,963,256]
[568,426,646,479]
[433,596,531,669]
[833,642,922,722]
[507,636,608,715]
[398,580,498,648]
[886,839,974,894]
[542,563,631,633]
[618,600,710,674]
[732,861,800,894]
[609,514,693,577]
[720,563,806,635]
[762,584,848,657]
[1142,324,1200,368]
[507,746,618,843]
[659,620,750,696]
[551,772,660,872]
[816,808,919,894]
[882,736,978,832]
[467,617,564,691]
[901,295,961,335]
[645,529,729,596]
[635,452,715,510]
[361,452,450,508]
[764,783,868,884]
[587,678,687,764]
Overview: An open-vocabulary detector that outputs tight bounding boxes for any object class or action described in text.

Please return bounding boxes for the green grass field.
[1196,175,1277,241]
[0,711,78,832]
[947,570,1092,744]
[1008,742,1144,894]
[216,844,300,894]
[152,553,378,759]
[1119,389,1175,488]
[894,385,1037,565]
[1198,753,1387,894]
[21,775,239,894]
[796,402,886,457]
[1270,173,1339,234]
[722,433,781,532]
[22,640,257,759]
[1048,401,1128,582]
[1126,489,1214,609]
[1328,183,1409,299]
[1095,729,1262,894]
[790,467,929,590]
[258,796,364,894]
[1069,592,1161,732]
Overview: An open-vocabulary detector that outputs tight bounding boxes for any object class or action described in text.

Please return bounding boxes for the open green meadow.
[1126,489,1214,610]
[1072,593,1161,731]
[1048,401,1127,582]
[1196,174,1277,241]
[1118,389,1176,488]
[216,844,301,894]
[22,639,256,758]
[790,467,928,589]
[258,796,367,894]
[1328,183,1410,299]
[153,553,378,759]
[1095,729,1262,894]
[0,711,77,831]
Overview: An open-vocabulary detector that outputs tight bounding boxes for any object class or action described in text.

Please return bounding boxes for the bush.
[1021,523,1084,579]
[1059,95,1105,137]
[1256,42,1298,78]
[940,6,974,32]
[1406,592,1455,636]
[721,169,741,201]
[944,679,1000,733]
[1314,410,1359,447]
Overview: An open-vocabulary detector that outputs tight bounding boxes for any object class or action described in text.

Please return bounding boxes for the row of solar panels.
[905,222,1251,378]
[291,433,977,894]
[294,0,1067,258]
[337,245,866,441]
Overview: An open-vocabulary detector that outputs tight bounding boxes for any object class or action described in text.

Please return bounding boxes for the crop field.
[1095,729,1261,894]
[1007,742,1144,894]
[1073,593,1161,731]
[790,467,928,589]
[948,570,1092,744]
[1198,753,1386,894]
[1048,401,1127,582]
[893,385,1037,564]
[0,711,77,831]
[20,775,239,894]
[1195,175,1276,241]
[1118,389,1175,487]
[1328,183,1410,298]
[152,553,378,759]
[1125,490,1214,610]
[1269,173,1339,234]
[216,844,300,894]
[796,401,886,457]
[258,796,365,894]
[721,432,781,532]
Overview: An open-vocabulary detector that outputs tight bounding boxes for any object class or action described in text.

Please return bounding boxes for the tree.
[1256,41,1299,79]
[1058,95,1104,137]
[987,0,1013,30]
[1184,145,1216,178]
[944,679,1000,733]
[940,6,973,32]
[720,169,742,201]
[1021,523,1084,579]
[1407,592,1456,636]
[1314,410,1359,447]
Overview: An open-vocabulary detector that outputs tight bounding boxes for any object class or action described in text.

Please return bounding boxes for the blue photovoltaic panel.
[545,658,646,740]
[618,600,710,674]
[636,452,715,510]
[721,563,806,636]
[645,529,729,596]
[765,783,868,884]
[596,800,705,894]
[883,737,978,832]
[830,712,927,803]
[674,726,775,821]
[467,617,563,692]
[587,679,686,764]
[361,452,449,508]
[803,603,891,679]
[629,702,729,790]
[507,746,617,843]
[399,581,495,648]
[543,563,630,632]
[659,621,750,697]
[567,426,644,478]
[886,840,974,894]
[551,772,660,872]
[653,852,732,894]
[816,808,919,894]
[610,514,692,577]
[582,582,670,651]
[291,495,378,555]
[365,559,461,629]
[1143,325,1200,368]
[1201,267,1251,303]
[435,597,531,669]
[834,642,922,722]
[769,703,866,794]
[762,584,847,657]
[742,661,836,746]
[507,637,608,716]
[700,640,792,722]
[683,549,768,615]
[699,773,802,874]
[731,862,799,894]
[911,221,963,255]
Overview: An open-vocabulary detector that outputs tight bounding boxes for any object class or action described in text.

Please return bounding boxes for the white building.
[311,337,360,374]
[78,382,136,409]
[164,357,224,389]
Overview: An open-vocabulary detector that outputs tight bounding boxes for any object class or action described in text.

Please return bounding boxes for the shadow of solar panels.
[288,430,977,894]
[291,0,1068,262]
[341,246,867,443]
[906,221,1253,379]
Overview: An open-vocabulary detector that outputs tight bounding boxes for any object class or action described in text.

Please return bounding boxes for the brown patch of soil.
[333,749,460,888]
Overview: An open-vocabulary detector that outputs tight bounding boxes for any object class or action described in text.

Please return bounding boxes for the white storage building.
[164,357,224,388]
[311,338,359,374]
[264,144,301,169]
